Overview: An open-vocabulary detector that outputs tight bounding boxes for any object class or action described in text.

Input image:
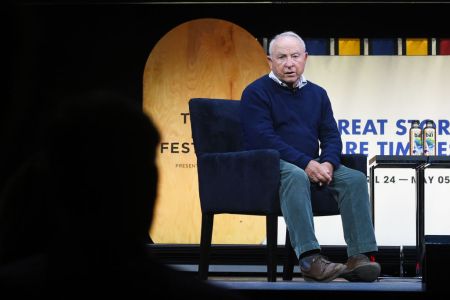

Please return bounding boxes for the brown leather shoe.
[341,254,381,282]
[300,254,346,282]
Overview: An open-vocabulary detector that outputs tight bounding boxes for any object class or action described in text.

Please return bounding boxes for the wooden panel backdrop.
[143,18,270,244]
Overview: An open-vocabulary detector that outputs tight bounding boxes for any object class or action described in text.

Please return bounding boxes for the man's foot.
[341,254,381,282]
[300,254,346,282]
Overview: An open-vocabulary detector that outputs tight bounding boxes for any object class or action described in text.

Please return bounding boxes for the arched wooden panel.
[143,18,270,244]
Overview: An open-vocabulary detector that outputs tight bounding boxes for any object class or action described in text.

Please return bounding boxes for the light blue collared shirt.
[268,71,308,89]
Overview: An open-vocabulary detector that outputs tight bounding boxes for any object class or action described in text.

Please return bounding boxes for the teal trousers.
[279,159,378,258]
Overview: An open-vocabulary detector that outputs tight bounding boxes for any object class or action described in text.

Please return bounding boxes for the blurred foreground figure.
[0,90,245,299]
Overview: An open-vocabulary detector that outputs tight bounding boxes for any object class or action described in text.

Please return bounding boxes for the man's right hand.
[305,160,332,186]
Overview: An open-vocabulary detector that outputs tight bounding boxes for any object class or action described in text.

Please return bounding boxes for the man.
[240,31,380,282]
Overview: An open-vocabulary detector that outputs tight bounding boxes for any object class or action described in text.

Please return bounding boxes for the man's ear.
[267,55,273,69]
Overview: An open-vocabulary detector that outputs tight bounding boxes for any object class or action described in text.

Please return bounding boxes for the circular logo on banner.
[143,18,269,244]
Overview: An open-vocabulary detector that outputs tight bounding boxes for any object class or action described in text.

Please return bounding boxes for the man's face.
[268,36,308,88]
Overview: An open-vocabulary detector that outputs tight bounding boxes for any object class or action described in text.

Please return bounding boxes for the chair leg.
[282,229,297,281]
[199,213,214,280]
[266,215,278,282]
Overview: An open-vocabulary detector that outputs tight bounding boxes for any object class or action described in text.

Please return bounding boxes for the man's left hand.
[320,162,334,185]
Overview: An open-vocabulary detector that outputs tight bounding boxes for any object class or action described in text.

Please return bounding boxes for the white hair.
[268,31,306,56]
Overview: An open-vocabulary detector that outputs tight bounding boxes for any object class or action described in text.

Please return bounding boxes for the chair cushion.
[198,150,280,215]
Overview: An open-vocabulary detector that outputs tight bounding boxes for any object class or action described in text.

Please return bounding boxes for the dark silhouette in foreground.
[0,90,244,299]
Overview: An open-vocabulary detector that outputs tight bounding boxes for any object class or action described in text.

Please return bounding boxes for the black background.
[3,1,450,188]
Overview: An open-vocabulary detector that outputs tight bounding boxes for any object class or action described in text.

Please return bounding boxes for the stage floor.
[209,276,424,293]
[172,264,426,299]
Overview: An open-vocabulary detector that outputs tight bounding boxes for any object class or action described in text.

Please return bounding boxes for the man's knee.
[284,165,310,185]
[348,169,367,187]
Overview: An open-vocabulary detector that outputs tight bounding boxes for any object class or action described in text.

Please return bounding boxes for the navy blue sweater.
[240,75,342,170]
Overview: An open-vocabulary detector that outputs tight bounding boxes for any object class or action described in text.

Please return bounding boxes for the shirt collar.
[269,71,308,89]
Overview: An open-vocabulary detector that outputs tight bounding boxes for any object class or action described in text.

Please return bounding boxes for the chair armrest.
[341,154,367,175]
[197,149,280,215]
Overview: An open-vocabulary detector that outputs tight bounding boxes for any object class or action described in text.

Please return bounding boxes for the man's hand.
[305,160,333,186]
[321,162,334,182]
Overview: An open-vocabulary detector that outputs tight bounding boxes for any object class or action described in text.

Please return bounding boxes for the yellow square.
[406,38,428,56]
[338,38,361,55]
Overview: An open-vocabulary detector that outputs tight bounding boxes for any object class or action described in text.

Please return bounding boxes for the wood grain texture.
[143,18,269,244]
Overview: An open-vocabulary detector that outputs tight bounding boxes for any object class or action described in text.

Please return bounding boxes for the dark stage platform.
[211,277,425,299]
[171,264,435,299]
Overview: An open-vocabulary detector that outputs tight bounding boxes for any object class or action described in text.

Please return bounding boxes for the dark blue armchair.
[189,98,367,282]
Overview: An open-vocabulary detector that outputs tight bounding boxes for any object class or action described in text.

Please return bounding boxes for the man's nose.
[285,57,295,66]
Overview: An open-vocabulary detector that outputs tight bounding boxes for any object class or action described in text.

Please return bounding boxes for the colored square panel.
[406,38,428,55]
[338,38,361,56]
[304,38,329,55]
[369,38,397,55]
[439,39,450,55]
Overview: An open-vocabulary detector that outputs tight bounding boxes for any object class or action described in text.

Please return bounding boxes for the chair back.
[189,98,243,156]
[189,98,281,215]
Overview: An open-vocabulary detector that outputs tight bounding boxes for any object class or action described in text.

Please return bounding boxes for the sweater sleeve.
[240,86,313,169]
[318,91,342,169]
